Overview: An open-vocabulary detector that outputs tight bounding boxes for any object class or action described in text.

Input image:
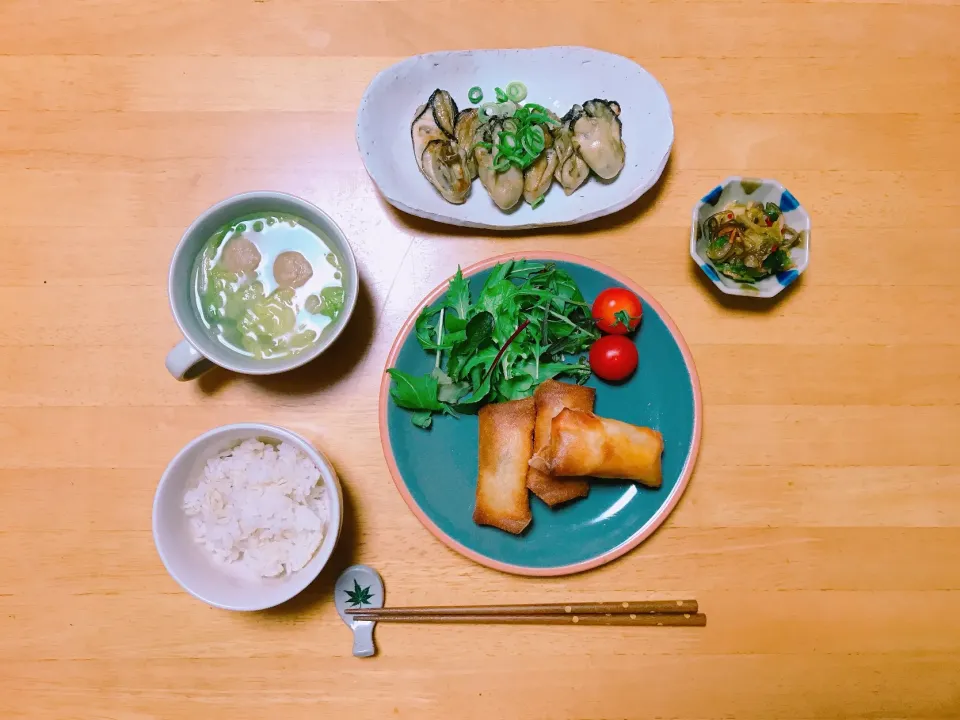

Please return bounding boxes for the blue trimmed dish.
[378,252,702,576]
[691,176,810,298]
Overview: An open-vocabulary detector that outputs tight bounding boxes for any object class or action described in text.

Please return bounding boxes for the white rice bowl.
[153,424,343,611]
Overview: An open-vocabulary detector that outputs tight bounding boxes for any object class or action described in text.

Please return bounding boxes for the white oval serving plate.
[356,47,674,230]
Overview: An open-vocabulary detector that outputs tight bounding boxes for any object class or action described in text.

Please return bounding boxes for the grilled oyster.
[411,90,470,204]
[566,99,626,180]
[552,123,590,195]
[454,108,481,181]
[473,120,523,211]
[421,140,471,204]
[428,89,458,135]
[411,90,456,162]
[522,126,558,205]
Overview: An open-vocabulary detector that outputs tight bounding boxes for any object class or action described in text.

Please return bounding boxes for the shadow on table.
[196,276,377,397]
[382,156,674,239]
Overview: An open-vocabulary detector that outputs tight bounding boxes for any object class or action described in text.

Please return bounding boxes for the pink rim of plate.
[378,252,703,576]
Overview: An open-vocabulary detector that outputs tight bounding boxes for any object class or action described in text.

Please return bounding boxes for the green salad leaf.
[444,267,471,319]
[410,411,433,429]
[387,260,598,428]
[447,312,494,381]
[385,369,446,412]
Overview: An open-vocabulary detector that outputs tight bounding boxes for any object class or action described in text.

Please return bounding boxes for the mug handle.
[165,339,208,381]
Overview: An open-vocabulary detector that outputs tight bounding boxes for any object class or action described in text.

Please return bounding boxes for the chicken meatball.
[273,251,313,289]
[219,234,261,274]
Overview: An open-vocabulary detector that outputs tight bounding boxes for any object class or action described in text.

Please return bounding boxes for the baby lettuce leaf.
[386,369,446,412]
[444,267,471,319]
[433,367,471,405]
[458,372,492,408]
[475,279,520,344]
[530,360,592,384]
[507,260,549,279]
[440,312,468,347]
[387,261,598,428]
[460,345,500,378]
[410,411,433,429]
[481,259,514,288]
[414,306,442,351]
[447,312,494,381]
[415,307,468,351]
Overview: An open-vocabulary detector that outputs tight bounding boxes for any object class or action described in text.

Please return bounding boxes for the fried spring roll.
[473,398,535,534]
[526,380,595,506]
[542,408,663,487]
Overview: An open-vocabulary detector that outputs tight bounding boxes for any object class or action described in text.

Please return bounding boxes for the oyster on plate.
[522,125,559,205]
[453,108,481,181]
[566,99,626,180]
[473,119,524,211]
[411,89,471,204]
[552,123,590,195]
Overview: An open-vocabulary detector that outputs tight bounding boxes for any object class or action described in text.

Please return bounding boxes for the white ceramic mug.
[165,191,359,380]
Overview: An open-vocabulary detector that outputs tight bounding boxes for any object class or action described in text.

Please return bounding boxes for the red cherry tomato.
[589,335,639,382]
[591,288,643,335]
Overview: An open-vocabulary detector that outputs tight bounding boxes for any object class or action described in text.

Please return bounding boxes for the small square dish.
[690,177,810,298]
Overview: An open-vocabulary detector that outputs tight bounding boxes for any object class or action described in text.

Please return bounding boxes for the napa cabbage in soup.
[192,213,345,360]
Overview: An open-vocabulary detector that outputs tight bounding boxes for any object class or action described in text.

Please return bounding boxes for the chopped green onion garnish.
[520,128,544,156]
[468,86,484,104]
[520,138,540,157]
[531,195,545,209]
[506,82,527,102]
[480,87,560,175]
[479,103,501,124]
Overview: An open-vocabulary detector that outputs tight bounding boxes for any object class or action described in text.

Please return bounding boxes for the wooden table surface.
[2,1,959,718]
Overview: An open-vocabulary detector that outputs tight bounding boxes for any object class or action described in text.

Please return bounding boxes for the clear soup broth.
[192,212,345,360]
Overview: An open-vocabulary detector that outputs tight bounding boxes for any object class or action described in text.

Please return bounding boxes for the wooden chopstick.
[346,599,698,617]
[348,612,706,627]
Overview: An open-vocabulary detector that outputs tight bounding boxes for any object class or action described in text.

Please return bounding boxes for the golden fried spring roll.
[542,408,663,488]
[473,397,535,534]
[526,380,595,506]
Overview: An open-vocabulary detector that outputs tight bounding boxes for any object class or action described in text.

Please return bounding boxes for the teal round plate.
[379,252,702,576]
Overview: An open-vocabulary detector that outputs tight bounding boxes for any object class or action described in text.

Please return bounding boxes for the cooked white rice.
[183,438,328,578]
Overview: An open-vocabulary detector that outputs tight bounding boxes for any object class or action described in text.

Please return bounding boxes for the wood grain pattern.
[0,0,958,718]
